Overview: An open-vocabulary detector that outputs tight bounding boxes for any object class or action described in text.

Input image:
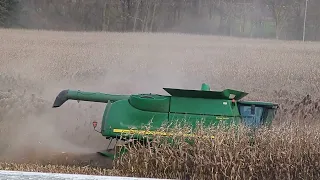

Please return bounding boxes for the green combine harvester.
[52,83,278,159]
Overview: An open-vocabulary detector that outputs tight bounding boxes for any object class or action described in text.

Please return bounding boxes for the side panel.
[168,97,241,130]
[101,99,168,138]
[169,97,239,116]
[168,113,241,129]
[129,94,170,112]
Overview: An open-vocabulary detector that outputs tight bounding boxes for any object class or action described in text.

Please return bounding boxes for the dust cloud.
[0,28,320,167]
[0,29,201,166]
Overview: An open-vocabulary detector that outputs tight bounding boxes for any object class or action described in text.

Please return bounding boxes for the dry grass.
[0,162,116,176]
[1,28,320,178]
[114,121,320,180]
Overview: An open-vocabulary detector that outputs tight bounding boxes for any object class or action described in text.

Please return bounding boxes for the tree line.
[1,0,320,41]
[0,0,19,26]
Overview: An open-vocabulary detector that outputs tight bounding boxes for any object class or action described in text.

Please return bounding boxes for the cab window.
[238,105,264,128]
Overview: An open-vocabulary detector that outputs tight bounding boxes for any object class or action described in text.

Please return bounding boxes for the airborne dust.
[0,29,320,168]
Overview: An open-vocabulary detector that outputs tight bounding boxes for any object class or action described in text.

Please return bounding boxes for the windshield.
[238,105,264,128]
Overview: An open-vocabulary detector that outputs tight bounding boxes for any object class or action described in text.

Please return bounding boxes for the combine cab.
[52,83,278,159]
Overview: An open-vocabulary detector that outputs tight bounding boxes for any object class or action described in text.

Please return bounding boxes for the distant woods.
[1,0,320,41]
[0,0,19,26]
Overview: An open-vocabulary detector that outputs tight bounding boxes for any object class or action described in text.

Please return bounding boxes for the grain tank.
[52,83,278,158]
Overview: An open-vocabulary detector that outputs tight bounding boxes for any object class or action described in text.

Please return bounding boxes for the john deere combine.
[52,83,278,158]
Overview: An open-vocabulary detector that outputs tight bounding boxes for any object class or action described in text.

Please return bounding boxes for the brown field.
[0,28,320,179]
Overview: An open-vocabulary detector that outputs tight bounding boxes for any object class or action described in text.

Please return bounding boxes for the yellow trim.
[216,116,230,120]
[113,129,214,139]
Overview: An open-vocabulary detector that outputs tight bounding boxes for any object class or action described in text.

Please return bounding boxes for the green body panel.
[52,83,279,157]
[169,97,238,116]
[129,94,170,112]
[168,113,241,128]
[101,99,168,138]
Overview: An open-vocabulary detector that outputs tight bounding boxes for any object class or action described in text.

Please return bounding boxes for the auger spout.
[52,89,130,108]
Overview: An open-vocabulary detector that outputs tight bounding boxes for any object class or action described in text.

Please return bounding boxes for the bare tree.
[305,0,320,40]
[4,0,320,41]
[102,0,111,31]
[262,0,296,39]
[0,0,19,26]
[149,0,160,32]
[132,0,141,31]
[288,0,304,40]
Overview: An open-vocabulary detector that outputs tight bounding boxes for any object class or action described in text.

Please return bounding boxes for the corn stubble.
[0,162,116,176]
[113,96,320,180]
[114,120,320,180]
